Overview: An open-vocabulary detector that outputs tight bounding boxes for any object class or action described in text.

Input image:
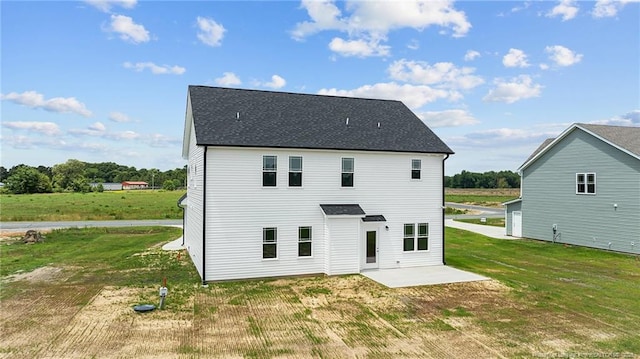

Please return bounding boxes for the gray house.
[505,123,640,254]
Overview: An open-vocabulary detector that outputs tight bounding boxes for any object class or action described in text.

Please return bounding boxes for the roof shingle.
[188,86,453,154]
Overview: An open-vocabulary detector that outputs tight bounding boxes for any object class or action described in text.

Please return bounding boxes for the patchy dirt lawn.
[1,263,636,359]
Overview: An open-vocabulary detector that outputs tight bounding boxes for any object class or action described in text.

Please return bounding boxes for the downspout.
[442,153,449,265]
[201,146,208,286]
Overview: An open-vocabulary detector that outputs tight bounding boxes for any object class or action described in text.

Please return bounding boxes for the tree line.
[0,159,186,194]
[445,170,520,189]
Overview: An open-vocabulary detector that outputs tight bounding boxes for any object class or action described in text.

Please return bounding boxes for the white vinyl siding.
[201,147,445,281]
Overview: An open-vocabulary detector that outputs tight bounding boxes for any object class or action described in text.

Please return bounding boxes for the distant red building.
[121,181,149,190]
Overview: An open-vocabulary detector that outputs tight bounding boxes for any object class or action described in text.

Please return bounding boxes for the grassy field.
[456,217,505,227]
[1,226,638,358]
[445,188,519,208]
[0,188,512,222]
[0,190,186,221]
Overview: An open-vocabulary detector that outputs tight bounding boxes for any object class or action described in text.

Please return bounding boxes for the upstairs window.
[576,173,596,194]
[289,156,303,187]
[341,157,354,187]
[263,155,277,187]
[298,226,312,257]
[411,159,421,179]
[263,227,277,259]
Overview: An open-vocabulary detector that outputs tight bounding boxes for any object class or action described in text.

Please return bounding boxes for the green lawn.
[456,217,505,227]
[0,190,186,221]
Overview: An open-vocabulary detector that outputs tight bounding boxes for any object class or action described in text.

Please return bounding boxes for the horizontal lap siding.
[205,147,444,281]
[522,130,640,254]
[326,218,360,275]
[185,122,205,277]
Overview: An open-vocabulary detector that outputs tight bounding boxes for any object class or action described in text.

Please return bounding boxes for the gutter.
[201,146,208,286]
[442,154,449,265]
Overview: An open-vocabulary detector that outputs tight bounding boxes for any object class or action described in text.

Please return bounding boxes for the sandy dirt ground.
[1,262,634,359]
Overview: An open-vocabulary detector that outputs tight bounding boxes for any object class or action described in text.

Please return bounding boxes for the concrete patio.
[361,265,489,288]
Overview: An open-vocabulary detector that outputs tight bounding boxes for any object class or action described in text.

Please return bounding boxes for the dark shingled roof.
[579,123,640,157]
[188,86,453,154]
[320,204,365,216]
[362,215,387,222]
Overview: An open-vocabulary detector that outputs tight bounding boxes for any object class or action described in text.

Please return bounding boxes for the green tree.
[5,166,52,194]
[162,179,177,191]
[52,159,87,191]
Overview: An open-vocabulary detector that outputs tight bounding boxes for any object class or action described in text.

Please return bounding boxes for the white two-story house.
[181,86,454,283]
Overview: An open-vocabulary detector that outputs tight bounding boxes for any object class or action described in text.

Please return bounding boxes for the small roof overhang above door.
[362,215,386,222]
[320,204,365,216]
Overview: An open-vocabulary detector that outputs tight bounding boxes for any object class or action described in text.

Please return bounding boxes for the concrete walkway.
[445,219,512,239]
[361,266,488,288]
[162,236,185,251]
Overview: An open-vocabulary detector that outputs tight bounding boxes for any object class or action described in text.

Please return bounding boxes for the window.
[298,226,312,257]
[418,223,429,250]
[404,223,429,251]
[263,227,277,259]
[342,157,354,187]
[576,173,596,194]
[289,156,303,187]
[263,156,277,187]
[411,159,421,179]
[403,224,415,251]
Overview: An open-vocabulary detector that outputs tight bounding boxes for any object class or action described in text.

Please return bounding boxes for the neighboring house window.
[298,226,312,257]
[289,156,303,187]
[263,155,277,187]
[263,227,277,259]
[411,159,421,179]
[576,173,596,194]
[342,157,354,187]
[404,223,429,251]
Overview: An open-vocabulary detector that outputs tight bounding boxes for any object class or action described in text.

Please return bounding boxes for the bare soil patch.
[0,270,636,358]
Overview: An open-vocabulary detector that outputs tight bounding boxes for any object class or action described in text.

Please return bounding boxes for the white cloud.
[196,17,226,47]
[592,0,639,18]
[2,121,62,136]
[547,0,579,21]
[328,37,390,57]
[292,0,471,57]
[107,14,150,44]
[448,127,559,148]
[464,50,480,61]
[545,45,583,67]
[539,63,550,70]
[590,110,640,126]
[502,48,529,68]
[215,72,242,86]
[318,82,452,109]
[388,59,484,91]
[263,75,287,89]
[89,122,106,131]
[85,0,136,13]
[1,90,92,117]
[109,111,131,123]
[123,62,186,75]
[419,110,479,128]
[407,39,420,50]
[483,75,542,104]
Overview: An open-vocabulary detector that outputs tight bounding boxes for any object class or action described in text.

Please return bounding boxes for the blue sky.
[2,0,638,175]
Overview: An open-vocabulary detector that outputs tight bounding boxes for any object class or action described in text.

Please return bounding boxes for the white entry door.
[512,211,522,237]
[362,230,379,269]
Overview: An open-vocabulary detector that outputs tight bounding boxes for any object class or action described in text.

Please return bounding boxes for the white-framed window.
[289,156,303,187]
[263,227,277,259]
[403,223,429,251]
[576,173,596,194]
[411,159,421,179]
[341,157,354,187]
[263,155,277,187]
[298,226,312,257]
